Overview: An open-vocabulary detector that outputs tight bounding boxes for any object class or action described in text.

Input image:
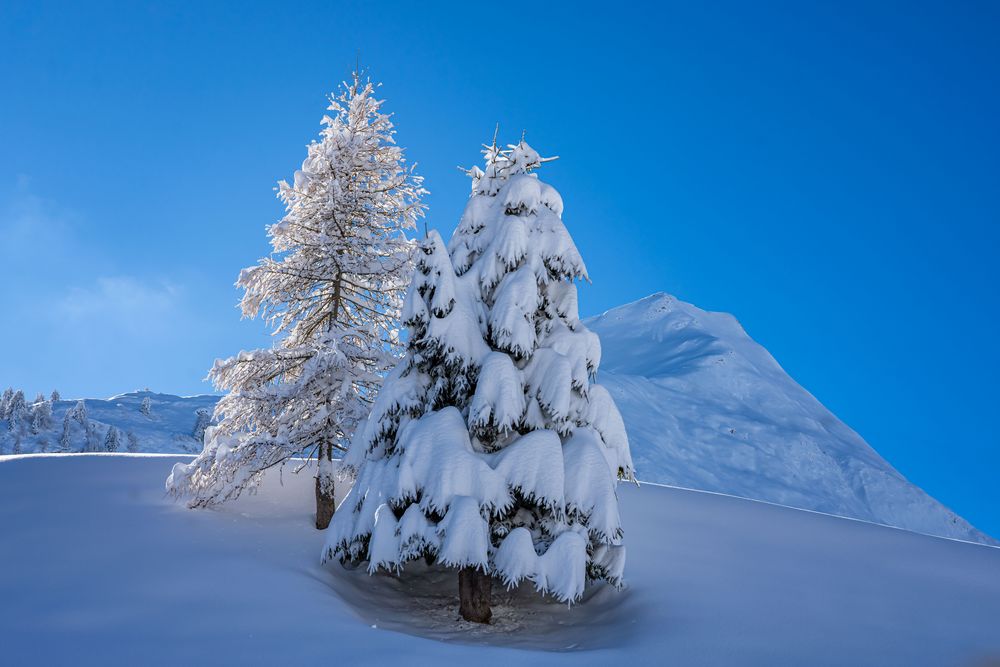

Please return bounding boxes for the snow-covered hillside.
[2,455,998,666]
[586,293,994,545]
[0,391,217,455]
[4,294,990,545]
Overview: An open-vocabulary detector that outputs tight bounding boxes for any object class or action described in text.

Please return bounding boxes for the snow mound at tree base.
[327,561,634,651]
[2,455,999,666]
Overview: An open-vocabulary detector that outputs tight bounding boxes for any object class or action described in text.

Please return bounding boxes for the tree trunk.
[315,442,335,530]
[458,567,492,623]
[314,273,342,531]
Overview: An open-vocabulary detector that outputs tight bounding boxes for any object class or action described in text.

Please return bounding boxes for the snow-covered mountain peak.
[589,292,771,382]
[586,292,995,546]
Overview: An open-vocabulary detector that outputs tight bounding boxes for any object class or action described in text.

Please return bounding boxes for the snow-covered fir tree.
[61,400,97,452]
[104,426,121,453]
[0,388,12,419]
[31,399,52,434]
[167,70,425,529]
[323,138,634,622]
[84,422,100,453]
[59,410,73,451]
[71,401,88,427]
[140,396,152,418]
[190,408,211,443]
[50,389,60,403]
[126,431,140,454]
[7,390,27,433]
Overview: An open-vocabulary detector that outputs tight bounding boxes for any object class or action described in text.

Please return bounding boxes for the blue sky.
[2,1,998,535]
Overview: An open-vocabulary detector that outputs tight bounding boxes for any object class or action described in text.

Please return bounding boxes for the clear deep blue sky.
[2,1,997,535]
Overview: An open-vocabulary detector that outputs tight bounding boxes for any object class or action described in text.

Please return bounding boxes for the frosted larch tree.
[323,137,634,622]
[167,70,425,529]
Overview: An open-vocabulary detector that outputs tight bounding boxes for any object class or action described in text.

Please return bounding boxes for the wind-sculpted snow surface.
[3,455,1000,665]
[586,293,995,545]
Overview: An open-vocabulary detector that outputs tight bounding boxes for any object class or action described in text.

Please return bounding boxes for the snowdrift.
[1,455,998,666]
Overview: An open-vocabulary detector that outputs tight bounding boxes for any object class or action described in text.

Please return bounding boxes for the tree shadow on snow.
[319,560,645,651]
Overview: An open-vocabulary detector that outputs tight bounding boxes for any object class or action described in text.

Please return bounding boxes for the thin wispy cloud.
[55,276,183,334]
[0,181,212,396]
[0,178,76,269]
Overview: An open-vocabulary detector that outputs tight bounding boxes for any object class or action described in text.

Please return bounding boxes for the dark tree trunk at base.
[459,567,492,623]
[315,476,335,529]
[315,443,335,530]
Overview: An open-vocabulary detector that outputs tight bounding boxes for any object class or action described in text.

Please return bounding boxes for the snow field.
[2,454,999,666]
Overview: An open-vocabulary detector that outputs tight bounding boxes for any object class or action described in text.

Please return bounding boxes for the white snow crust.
[2,455,999,666]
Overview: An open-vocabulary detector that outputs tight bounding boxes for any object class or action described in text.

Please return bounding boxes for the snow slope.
[0,391,217,455]
[586,293,993,545]
[1,455,998,666]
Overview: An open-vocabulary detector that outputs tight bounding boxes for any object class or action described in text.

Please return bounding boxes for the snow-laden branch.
[324,136,634,607]
[167,72,425,513]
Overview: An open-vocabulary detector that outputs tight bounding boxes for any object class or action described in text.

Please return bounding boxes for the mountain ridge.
[585,292,994,545]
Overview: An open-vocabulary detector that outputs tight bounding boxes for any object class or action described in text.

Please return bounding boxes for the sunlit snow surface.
[1,455,999,666]
[586,293,994,545]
